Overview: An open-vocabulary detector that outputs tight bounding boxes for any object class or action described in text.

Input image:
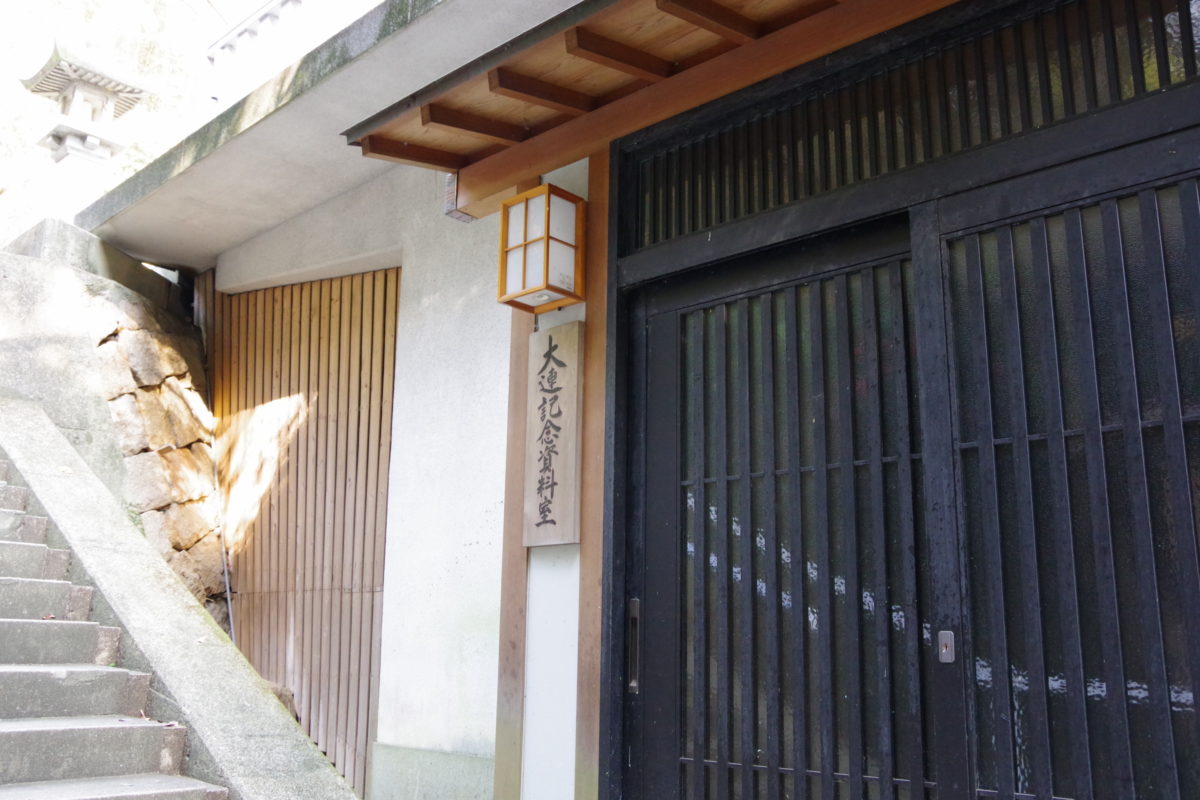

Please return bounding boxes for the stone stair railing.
[0,397,357,800]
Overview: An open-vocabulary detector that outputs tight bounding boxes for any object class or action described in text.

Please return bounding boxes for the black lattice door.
[625,158,1200,800]
[628,222,964,799]
[941,170,1200,800]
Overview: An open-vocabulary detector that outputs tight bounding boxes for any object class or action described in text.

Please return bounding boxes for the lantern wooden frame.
[498,183,586,313]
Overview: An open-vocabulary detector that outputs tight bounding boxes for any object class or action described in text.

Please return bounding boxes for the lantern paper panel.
[498,183,585,314]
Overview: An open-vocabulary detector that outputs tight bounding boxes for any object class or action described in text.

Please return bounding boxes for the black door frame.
[600,31,1200,800]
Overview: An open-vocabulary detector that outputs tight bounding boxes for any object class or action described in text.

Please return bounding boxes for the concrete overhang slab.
[75,0,602,271]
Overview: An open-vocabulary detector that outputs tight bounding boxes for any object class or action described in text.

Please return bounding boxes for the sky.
[0,0,382,247]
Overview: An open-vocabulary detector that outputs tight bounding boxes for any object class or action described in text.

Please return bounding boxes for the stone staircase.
[0,459,229,799]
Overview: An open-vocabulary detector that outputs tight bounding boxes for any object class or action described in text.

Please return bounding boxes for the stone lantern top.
[22,44,151,162]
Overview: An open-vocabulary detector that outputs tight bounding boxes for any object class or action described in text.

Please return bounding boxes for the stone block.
[189,441,215,479]
[139,509,174,556]
[167,533,225,599]
[94,340,137,400]
[124,451,173,512]
[134,388,175,452]
[118,329,188,387]
[173,335,209,399]
[162,446,214,501]
[108,393,149,455]
[145,496,218,553]
[167,376,216,438]
[160,377,207,446]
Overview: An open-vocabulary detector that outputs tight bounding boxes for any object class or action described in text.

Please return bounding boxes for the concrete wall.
[215,164,511,798]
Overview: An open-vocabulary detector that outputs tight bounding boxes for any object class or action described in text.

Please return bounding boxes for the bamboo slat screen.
[193,268,400,795]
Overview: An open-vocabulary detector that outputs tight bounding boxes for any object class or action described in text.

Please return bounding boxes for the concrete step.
[0,510,47,544]
[0,541,70,580]
[0,484,28,512]
[0,460,10,483]
[0,665,150,718]
[0,716,186,784]
[0,773,228,800]
[0,619,120,665]
[0,577,91,620]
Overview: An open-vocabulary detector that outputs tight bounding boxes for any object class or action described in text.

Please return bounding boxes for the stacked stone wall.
[91,295,228,627]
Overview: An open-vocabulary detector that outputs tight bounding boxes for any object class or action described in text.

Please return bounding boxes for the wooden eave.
[345,0,962,218]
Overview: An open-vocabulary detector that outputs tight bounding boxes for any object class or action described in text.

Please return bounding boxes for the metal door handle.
[628,597,640,694]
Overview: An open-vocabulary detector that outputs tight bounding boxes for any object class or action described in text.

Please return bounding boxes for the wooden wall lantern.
[498,183,586,313]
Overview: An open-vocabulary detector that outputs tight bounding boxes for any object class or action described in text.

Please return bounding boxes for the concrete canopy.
[75,0,609,271]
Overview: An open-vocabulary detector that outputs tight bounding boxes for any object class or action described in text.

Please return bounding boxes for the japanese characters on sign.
[524,321,582,546]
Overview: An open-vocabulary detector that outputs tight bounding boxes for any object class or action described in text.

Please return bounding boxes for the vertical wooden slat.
[356,271,384,789]
[995,226,1053,798]
[288,283,301,695]
[210,269,398,795]
[296,281,312,724]
[711,304,731,800]
[805,283,834,800]
[732,298,754,799]
[319,277,339,755]
[348,275,368,790]
[832,273,864,800]
[305,279,323,735]
[962,233,1016,796]
[338,274,363,781]
[1062,207,1135,793]
[1178,0,1198,77]
[370,269,400,766]
[685,312,707,799]
[887,263,924,794]
[756,295,782,800]
[859,268,894,797]
[271,286,284,685]
[781,289,808,794]
[1138,189,1200,704]
[1123,0,1148,96]
[319,276,335,756]
[255,287,267,680]
[1027,217,1093,797]
[1099,198,1180,797]
[334,274,354,773]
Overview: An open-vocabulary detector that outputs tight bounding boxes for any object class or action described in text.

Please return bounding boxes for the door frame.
[600,41,1200,800]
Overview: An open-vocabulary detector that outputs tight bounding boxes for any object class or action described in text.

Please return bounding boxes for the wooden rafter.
[762,0,839,33]
[565,26,675,82]
[360,135,468,170]
[488,67,598,116]
[656,0,760,44]
[349,0,960,217]
[420,103,529,145]
[453,0,962,215]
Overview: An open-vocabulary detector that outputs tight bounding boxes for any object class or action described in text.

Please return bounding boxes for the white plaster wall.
[520,544,581,800]
[216,164,510,758]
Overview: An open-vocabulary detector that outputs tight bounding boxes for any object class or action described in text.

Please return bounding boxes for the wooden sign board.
[524,321,583,546]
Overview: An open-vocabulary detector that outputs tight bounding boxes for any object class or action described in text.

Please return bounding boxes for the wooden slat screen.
[194,268,400,795]
[628,0,1200,253]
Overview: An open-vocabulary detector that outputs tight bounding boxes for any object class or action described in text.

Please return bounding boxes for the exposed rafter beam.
[565,26,674,82]
[763,0,839,34]
[488,67,598,116]
[454,0,961,215]
[420,103,529,146]
[360,135,468,171]
[656,0,759,44]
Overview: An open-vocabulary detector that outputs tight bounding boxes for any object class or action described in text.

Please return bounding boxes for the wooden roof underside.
[347,0,961,217]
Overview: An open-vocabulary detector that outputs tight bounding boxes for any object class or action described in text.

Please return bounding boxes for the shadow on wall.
[216,394,308,556]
